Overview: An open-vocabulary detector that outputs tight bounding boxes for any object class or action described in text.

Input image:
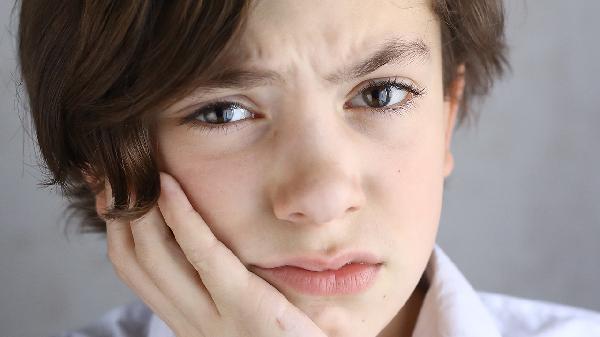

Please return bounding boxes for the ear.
[443,64,466,178]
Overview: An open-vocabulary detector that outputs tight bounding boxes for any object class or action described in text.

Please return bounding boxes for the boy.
[17,0,600,336]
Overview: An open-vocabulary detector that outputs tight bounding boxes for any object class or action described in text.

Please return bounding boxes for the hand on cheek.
[103,172,328,337]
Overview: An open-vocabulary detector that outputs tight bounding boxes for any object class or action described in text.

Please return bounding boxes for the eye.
[346,78,424,111]
[180,100,256,134]
[180,78,425,134]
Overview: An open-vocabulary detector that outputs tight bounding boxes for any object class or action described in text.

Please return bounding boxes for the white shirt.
[52,244,600,337]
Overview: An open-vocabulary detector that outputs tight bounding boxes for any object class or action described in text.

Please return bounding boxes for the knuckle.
[136,251,161,275]
[106,248,131,282]
[270,302,296,333]
[186,238,220,272]
[108,257,130,284]
[240,287,280,320]
[107,247,124,269]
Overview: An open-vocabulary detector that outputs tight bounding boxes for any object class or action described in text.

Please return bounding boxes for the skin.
[96,0,465,336]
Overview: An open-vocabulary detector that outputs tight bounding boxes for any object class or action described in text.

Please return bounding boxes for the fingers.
[141,173,328,337]
[157,172,253,315]
[103,182,202,337]
[129,204,221,322]
[105,174,329,337]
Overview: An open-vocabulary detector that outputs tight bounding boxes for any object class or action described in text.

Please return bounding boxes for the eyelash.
[180,78,426,135]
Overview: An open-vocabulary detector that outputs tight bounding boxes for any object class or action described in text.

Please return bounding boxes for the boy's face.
[156,0,458,335]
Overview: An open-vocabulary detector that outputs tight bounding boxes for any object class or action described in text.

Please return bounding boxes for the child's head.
[18,0,507,334]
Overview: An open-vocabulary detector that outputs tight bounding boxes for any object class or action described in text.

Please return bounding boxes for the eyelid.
[190,94,257,112]
[177,98,257,126]
[177,77,426,134]
[343,77,426,114]
[346,76,422,100]
[180,77,420,117]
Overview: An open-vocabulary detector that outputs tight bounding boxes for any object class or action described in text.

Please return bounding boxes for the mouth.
[254,251,383,271]
[255,263,382,296]
[252,251,383,296]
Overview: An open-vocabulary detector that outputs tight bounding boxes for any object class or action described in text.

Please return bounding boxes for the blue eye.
[181,78,425,134]
[181,101,255,135]
[346,78,425,111]
[193,102,252,124]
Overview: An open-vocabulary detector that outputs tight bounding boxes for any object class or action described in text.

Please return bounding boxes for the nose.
[269,119,366,226]
[272,163,365,225]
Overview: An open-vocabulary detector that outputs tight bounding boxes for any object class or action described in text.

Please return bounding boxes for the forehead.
[237,0,440,72]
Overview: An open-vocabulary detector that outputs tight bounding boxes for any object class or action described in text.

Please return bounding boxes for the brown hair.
[16,0,508,235]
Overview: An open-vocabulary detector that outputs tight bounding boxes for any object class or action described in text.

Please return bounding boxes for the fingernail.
[104,179,114,208]
[159,172,174,193]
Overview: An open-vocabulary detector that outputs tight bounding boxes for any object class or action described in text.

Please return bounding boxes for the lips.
[258,263,382,296]
[254,251,383,271]
[251,250,383,296]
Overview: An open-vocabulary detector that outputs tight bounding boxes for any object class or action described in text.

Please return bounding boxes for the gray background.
[1,1,599,336]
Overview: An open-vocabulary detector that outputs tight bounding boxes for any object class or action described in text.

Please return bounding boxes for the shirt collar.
[412,243,502,337]
[148,244,502,337]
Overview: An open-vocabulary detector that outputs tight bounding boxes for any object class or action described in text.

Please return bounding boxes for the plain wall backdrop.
[1,1,599,336]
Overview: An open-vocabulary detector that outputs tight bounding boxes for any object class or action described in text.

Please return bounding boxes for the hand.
[101,172,328,337]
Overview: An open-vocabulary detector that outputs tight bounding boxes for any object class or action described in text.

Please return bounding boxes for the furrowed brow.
[193,69,282,94]
[190,38,430,94]
[325,38,431,83]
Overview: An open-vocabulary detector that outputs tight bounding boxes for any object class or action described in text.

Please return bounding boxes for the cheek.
[392,144,445,249]
[369,119,446,300]
[157,140,264,254]
[369,101,447,260]
[381,104,447,225]
[371,142,445,247]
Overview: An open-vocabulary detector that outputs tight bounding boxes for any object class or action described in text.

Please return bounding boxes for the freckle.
[383,294,387,299]
[361,319,366,323]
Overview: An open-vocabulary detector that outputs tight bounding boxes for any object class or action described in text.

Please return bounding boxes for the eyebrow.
[325,38,431,83]
[196,37,431,93]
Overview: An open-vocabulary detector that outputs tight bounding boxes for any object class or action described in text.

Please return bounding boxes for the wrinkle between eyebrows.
[192,37,431,95]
